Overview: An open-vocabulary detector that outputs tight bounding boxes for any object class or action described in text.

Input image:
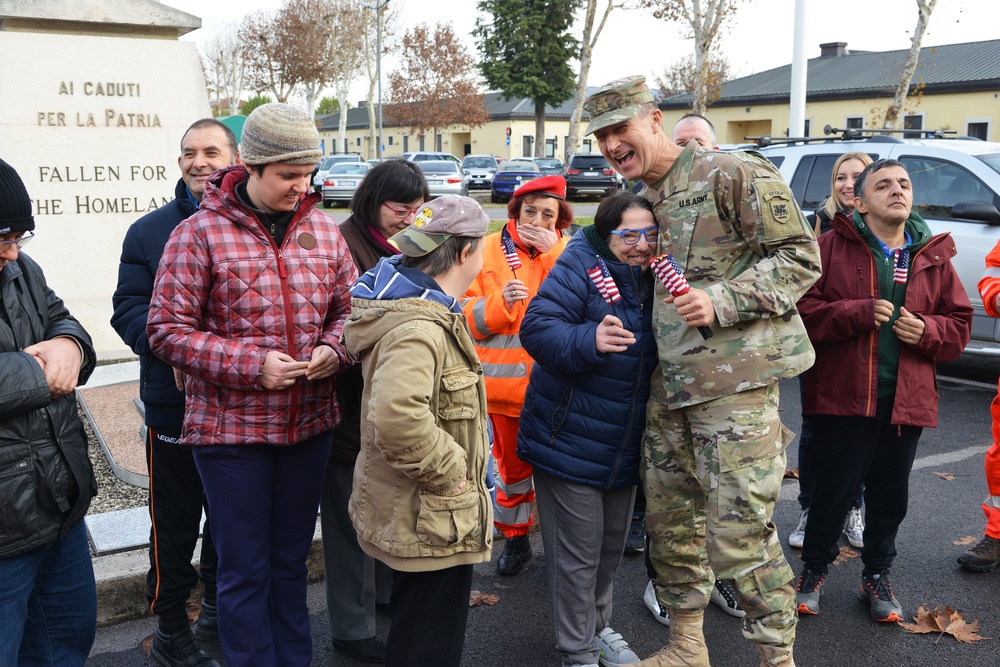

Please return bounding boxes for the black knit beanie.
[0,158,35,235]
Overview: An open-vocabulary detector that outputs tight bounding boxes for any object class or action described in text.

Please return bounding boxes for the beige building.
[660,39,1000,145]
[316,93,598,162]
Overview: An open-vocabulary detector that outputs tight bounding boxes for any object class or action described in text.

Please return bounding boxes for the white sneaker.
[595,626,639,666]
[843,506,865,549]
[788,508,809,549]
[710,579,746,618]
[642,579,670,626]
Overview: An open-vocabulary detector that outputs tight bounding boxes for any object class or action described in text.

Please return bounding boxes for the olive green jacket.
[344,296,493,572]
[644,143,821,408]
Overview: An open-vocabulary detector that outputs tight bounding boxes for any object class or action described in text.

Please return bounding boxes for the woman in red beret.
[462,175,572,576]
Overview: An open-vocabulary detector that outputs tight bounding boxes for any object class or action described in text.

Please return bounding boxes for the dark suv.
[563,153,617,200]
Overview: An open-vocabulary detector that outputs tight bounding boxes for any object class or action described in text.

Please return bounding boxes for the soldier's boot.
[636,609,710,667]
[757,644,795,667]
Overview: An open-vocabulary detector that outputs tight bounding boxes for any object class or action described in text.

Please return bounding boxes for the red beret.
[513,174,566,200]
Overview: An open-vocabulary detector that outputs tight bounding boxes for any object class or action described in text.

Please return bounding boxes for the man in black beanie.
[0,157,98,666]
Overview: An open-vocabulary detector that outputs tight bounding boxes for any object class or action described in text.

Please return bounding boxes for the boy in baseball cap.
[343,194,492,667]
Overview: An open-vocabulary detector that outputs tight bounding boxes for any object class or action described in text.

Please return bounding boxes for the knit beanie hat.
[0,158,35,235]
[240,103,322,166]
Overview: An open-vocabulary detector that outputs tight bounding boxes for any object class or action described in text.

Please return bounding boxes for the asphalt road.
[87,352,1000,666]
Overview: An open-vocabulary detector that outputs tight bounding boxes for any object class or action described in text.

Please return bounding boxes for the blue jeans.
[0,521,97,667]
[193,433,332,667]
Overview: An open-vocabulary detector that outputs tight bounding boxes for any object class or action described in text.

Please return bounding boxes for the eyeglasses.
[382,203,421,218]
[608,226,658,245]
[0,231,34,250]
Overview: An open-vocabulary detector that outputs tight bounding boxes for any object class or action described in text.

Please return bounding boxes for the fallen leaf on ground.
[469,590,501,606]
[833,545,860,565]
[954,536,978,546]
[186,598,203,623]
[899,605,990,644]
[783,467,799,480]
[141,635,154,655]
[932,471,956,481]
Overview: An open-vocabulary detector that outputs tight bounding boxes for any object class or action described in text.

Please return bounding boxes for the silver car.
[321,162,371,208]
[417,160,468,198]
[313,154,363,190]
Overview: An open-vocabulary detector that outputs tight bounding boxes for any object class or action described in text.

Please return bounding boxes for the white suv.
[461,154,498,191]
[753,136,1000,351]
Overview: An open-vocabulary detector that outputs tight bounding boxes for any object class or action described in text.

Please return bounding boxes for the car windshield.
[571,156,611,170]
[500,163,540,173]
[977,153,1000,176]
[329,164,368,175]
[319,157,337,169]
[463,157,495,169]
[535,159,561,168]
[419,162,459,175]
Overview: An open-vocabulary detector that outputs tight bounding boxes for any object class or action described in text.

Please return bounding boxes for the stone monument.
[0,0,210,359]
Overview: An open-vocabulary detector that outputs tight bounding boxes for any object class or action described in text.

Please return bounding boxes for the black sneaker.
[624,521,646,555]
[150,628,220,667]
[859,571,903,622]
[193,600,219,643]
[331,636,386,663]
[710,579,746,618]
[795,568,824,615]
[958,535,1000,573]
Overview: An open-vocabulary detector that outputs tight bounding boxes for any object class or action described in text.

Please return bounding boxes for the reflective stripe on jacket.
[461,220,567,416]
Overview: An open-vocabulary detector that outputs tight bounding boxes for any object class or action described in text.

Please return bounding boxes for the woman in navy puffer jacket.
[518,192,657,667]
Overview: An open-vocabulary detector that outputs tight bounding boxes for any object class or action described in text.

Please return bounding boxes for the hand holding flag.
[651,254,713,340]
[501,227,521,272]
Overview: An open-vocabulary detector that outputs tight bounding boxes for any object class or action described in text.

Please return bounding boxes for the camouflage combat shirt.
[644,143,821,408]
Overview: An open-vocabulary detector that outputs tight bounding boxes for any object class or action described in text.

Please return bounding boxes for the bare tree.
[201,21,244,116]
[360,1,401,159]
[654,50,731,103]
[566,0,619,160]
[638,0,744,115]
[238,9,298,103]
[385,22,490,141]
[328,0,367,153]
[278,0,338,117]
[883,0,939,130]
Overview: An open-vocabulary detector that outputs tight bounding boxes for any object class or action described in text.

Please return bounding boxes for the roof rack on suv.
[744,124,958,149]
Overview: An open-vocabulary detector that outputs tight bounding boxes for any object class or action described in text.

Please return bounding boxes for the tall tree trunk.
[366,76,378,159]
[534,99,545,158]
[568,0,615,161]
[335,85,349,155]
[883,0,938,130]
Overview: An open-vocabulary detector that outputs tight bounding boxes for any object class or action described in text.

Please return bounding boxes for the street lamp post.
[363,0,391,160]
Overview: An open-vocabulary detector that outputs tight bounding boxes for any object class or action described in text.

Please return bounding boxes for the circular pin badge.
[297,232,317,250]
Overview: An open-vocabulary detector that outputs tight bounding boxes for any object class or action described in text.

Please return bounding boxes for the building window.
[545,139,556,158]
[522,136,534,157]
[903,113,924,139]
[343,138,349,154]
[418,135,426,151]
[846,115,864,130]
[582,139,593,152]
[803,119,811,137]
[436,133,443,152]
[403,135,409,152]
[388,135,394,146]
[356,137,361,147]
[966,120,991,141]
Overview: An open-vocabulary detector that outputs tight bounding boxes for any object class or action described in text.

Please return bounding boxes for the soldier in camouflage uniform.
[584,76,820,667]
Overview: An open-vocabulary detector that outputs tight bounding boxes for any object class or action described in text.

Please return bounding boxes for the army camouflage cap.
[389,195,490,257]
[583,75,656,136]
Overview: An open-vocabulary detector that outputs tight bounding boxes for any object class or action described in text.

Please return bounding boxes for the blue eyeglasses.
[608,226,658,245]
[0,231,33,250]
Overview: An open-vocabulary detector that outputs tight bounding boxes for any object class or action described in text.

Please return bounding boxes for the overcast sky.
[162,0,997,105]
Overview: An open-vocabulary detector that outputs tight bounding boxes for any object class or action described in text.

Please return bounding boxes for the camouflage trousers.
[643,370,797,649]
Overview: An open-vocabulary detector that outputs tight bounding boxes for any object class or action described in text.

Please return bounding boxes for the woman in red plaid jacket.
[148,104,356,667]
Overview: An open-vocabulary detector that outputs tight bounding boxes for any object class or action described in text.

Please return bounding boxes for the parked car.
[563,153,618,200]
[402,151,462,165]
[752,134,1000,351]
[321,162,371,208]
[417,160,468,198]
[491,161,541,203]
[461,154,499,191]
[313,153,363,190]
[531,157,565,176]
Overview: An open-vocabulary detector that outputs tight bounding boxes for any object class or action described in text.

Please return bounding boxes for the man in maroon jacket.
[793,158,972,623]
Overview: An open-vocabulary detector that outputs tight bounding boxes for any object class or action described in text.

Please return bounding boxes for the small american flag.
[650,254,691,297]
[501,227,521,271]
[893,248,909,284]
[587,258,621,304]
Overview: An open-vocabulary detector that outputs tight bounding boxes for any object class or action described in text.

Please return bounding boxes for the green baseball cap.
[389,195,490,257]
[583,75,655,135]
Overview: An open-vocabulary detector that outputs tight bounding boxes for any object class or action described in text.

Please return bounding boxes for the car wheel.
[323,200,333,209]
[490,192,499,203]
